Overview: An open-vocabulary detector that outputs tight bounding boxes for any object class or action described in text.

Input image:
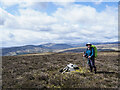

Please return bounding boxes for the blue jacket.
[85,47,95,57]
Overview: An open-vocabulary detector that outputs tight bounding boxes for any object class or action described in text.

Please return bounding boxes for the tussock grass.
[2,52,119,88]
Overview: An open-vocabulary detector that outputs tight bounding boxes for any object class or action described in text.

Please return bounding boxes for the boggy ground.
[2,52,119,88]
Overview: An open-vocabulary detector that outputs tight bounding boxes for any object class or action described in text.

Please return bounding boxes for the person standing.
[83,43,97,74]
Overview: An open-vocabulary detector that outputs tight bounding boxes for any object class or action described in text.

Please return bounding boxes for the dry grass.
[2,51,119,88]
[98,52,119,56]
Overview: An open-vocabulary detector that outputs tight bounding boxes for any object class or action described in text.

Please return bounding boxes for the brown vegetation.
[2,52,119,88]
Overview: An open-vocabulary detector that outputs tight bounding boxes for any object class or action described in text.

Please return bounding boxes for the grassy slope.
[2,52,119,88]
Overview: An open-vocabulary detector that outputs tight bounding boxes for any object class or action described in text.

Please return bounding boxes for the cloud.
[19,2,48,10]
[0,2,118,47]
[52,5,98,24]
[52,0,75,7]
[0,0,48,10]
[1,8,57,30]
[1,29,59,47]
[0,8,15,25]
[92,0,103,5]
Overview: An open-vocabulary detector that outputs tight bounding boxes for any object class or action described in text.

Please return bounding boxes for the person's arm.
[84,49,88,57]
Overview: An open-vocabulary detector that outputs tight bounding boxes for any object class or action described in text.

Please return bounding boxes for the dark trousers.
[88,57,96,72]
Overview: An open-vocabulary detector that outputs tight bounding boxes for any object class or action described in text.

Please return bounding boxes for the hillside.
[1,42,119,56]
[55,43,119,53]
[1,44,73,56]
[2,51,119,88]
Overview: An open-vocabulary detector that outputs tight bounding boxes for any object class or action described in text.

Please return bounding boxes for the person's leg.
[88,59,93,72]
[91,57,97,74]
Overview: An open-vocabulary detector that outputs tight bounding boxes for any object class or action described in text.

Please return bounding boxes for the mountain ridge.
[1,42,119,56]
[1,43,73,56]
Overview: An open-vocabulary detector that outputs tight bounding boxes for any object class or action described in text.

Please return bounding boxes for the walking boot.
[90,67,93,72]
[94,68,97,74]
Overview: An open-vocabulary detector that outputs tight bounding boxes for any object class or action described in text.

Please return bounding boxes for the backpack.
[59,63,79,73]
[91,45,97,58]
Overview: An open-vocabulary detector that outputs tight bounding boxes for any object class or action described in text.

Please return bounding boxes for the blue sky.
[75,2,118,12]
[4,4,19,15]
[3,2,118,15]
[0,1,118,47]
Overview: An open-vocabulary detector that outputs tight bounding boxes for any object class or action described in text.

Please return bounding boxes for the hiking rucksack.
[59,63,79,73]
[91,45,97,58]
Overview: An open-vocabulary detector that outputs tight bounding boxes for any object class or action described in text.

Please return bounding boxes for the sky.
[0,0,118,47]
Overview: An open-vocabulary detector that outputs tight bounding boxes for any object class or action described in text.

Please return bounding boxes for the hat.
[86,43,92,46]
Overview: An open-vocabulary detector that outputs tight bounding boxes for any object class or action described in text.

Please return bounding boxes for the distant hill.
[1,43,73,56]
[70,41,119,47]
[55,43,119,53]
[1,42,119,56]
[46,44,73,49]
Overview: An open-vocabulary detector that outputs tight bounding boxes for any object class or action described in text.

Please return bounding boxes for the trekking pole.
[82,51,86,67]
[83,56,85,67]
